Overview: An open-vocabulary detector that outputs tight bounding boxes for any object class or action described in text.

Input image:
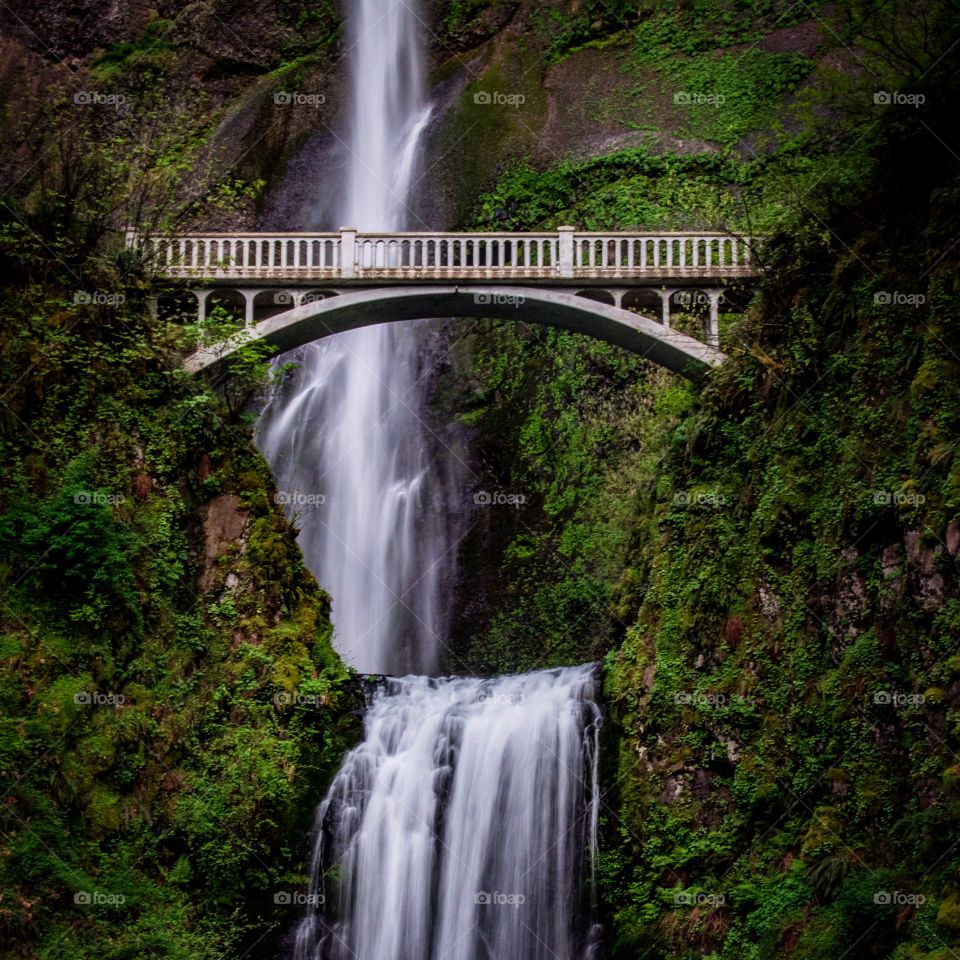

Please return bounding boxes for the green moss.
[0,218,359,957]
[91,19,177,84]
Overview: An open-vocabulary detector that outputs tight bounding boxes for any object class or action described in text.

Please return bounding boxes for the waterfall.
[255,0,453,676]
[258,5,604,957]
[293,665,602,960]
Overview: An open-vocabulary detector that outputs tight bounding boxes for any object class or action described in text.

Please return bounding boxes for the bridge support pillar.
[657,287,678,327]
[707,289,723,347]
[240,289,257,327]
[192,288,212,325]
[608,288,628,309]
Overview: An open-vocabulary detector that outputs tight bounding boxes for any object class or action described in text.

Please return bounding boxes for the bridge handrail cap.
[558,225,576,231]
[339,226,358,231]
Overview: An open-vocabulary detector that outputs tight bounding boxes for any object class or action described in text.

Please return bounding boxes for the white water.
[293,665,602,960]
[255,0,452,675]
[259,5,604,957]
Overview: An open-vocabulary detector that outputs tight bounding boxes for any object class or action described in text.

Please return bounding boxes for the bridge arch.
[575,289,616,307]
[185,285,725,379]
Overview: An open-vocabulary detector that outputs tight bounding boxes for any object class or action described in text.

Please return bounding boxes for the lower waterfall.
[292,664,602,960]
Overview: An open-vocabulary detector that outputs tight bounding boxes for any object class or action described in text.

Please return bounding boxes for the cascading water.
[293,666,602,960]
[255,0,452,676]
[260,3,604,956]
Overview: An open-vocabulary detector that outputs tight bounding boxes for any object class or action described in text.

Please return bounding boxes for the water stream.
[256,3,604,957]
[293,666,602,960]
[255,0,454,676]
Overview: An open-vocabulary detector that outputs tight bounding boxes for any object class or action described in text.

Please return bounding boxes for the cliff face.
[0,6,364,958]
[0,0,348,234]
[417,3,960,958]
[595,103,960,956]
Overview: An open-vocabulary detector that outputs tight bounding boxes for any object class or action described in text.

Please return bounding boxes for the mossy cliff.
[0,5,363,958]
[425,2,960,957]
[597,97,960,960]
[0,216,364,957]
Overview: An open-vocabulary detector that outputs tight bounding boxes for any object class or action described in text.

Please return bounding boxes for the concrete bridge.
[132,228,762,378]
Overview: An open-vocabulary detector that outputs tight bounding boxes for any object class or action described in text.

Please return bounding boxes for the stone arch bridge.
[132,227,762,378]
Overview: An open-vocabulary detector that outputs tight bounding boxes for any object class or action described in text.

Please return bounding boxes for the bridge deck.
[130,228,760,285]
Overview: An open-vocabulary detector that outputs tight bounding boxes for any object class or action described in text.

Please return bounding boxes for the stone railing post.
[340,227,357,279]
[558,226,575,278]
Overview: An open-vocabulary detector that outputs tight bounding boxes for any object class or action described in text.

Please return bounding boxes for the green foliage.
[0,120,357,960]
[91,19,177,84]
[665,50,814,147]
[468,148,751,231]
[0,480,142,631]
[536,0,641,63]
[444,0,494,34]
[630,0,824,64]
[449,3,960,958]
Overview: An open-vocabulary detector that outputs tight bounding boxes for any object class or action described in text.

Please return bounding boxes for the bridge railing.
[128,228,759,281]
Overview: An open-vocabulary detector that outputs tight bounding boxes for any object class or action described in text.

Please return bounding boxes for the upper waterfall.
[255,0,460,675]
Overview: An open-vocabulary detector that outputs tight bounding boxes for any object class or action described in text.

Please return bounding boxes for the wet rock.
[659,774,684,805]
[947,521,960,556]
[882,543,903,579]
[758,579,782,623]
[199,493,248,590]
